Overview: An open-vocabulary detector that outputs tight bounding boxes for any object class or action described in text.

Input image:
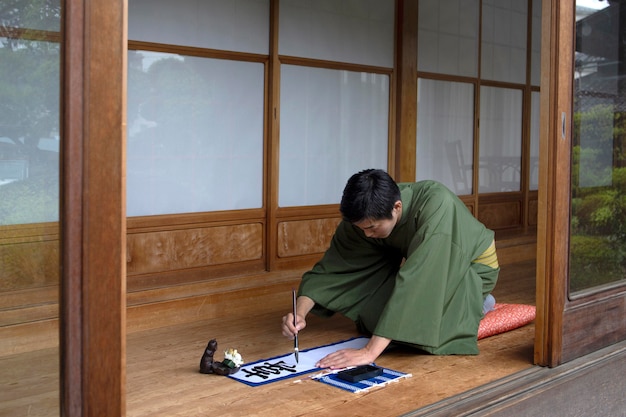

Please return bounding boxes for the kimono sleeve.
[298,221,403,322]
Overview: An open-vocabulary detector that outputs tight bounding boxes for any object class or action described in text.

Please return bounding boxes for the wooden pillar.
[394,0,418,182]
[60,0,127,415]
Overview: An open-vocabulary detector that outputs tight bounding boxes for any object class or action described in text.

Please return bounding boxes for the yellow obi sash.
[472,240,499,269]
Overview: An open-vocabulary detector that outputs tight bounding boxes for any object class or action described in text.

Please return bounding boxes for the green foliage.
[0,0,61,31]
[0,38,60,153]
[569,235,625,292]
[573,189,625,237]
[570,105,626,291]
[1,2,61,226]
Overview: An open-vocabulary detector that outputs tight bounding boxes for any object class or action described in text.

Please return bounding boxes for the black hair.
[340,169,401,223]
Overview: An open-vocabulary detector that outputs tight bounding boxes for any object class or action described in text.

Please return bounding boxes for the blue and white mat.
[314,367,412,394]
[227,337,370,387]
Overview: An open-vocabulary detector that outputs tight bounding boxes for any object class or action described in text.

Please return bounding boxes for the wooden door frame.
[535,0,571,368]
[536,0,626,368]
[60,0,127,415]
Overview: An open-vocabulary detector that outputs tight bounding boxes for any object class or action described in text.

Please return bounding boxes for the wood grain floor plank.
[0,260,536,417]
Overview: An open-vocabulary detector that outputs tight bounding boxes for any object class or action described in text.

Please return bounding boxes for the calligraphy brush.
[292,288,299,363]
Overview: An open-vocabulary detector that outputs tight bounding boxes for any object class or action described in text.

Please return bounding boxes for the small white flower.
[224,348,244,367]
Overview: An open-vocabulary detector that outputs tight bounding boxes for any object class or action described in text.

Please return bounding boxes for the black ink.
[241,360,298,379]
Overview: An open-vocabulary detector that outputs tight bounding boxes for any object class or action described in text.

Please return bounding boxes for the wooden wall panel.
[528,197,538,226]
[0,286,57,311]
[561,295,626,363]
[127,223,263,275]
[0,319,59,357]
[478,200,522,229]
[0,239,59,291]
[276,218,341,258]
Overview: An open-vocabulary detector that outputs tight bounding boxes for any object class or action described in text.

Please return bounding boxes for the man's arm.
[315,335,391,369]
[281,295,315,338]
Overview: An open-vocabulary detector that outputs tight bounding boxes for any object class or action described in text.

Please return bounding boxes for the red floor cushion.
[478,303,536,340]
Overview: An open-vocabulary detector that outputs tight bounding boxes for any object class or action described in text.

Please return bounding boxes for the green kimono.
[299,180,499,355]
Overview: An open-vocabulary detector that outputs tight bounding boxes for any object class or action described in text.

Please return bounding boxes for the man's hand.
[281,295,315,339]
[315,347,376,369]
[315,335,392,369]
[281,312,306,339]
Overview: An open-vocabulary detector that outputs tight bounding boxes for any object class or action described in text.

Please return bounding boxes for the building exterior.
[1,0,625,415]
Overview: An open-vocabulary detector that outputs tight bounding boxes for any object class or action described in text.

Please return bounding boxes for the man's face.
[353,201,402,239]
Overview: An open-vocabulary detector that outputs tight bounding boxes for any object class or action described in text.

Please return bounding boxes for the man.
[282,169,499,369]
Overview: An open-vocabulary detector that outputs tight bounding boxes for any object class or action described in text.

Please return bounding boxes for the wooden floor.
[0,260,536,417]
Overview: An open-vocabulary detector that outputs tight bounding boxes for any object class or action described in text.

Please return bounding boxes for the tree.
[0,0,61,225]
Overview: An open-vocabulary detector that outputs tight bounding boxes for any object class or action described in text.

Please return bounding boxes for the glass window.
[418,0,479,77]
[2,0,60,31]
[529,91,540,191]
[481,0,528,84]
[531,0,542,86]
[0,38,60,225]
[127,51,264,216]
[279,65,389,207]
[279,0,395,68]
[128,0,270,54]
[0,2,61,416]
[570,0,626,292]
[478,86,523,193]
[416,79,475,195]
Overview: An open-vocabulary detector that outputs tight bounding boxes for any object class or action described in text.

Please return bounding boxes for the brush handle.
[292,289,299,361]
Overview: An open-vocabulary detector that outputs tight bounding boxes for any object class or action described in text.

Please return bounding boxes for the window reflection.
[0,37,60,225]
[416,79,475,195]
[570,0,626,292]
[0,2,61,416]
[126,50,265,216]
[479,86,523,193]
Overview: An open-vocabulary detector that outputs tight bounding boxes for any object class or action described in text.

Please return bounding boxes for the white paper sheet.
[227,337,369,386]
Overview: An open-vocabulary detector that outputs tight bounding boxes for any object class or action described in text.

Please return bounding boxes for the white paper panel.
[279,65,389,207]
